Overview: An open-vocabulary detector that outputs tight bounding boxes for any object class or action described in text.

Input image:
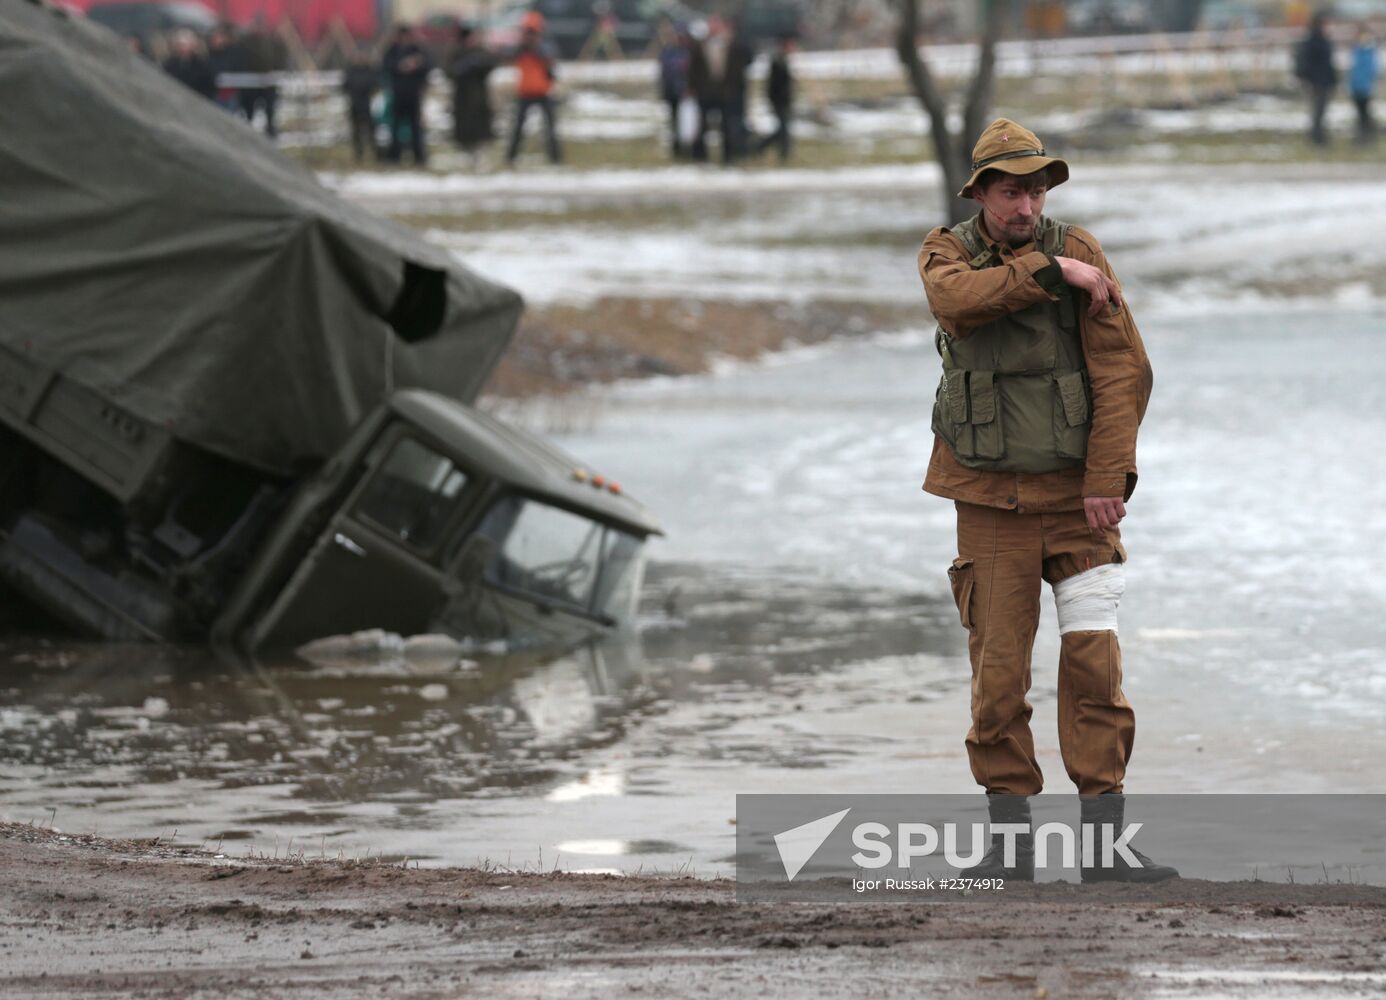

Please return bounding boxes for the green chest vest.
[931,214,1091,474]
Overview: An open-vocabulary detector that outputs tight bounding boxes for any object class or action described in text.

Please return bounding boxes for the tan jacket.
[918,219,1153,513]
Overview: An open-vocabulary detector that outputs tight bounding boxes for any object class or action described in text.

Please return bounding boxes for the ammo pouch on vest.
[931,214,1092,475]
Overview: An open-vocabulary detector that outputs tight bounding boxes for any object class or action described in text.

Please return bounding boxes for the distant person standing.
[239,15,288,138]
[205,24,241,112]
[720,18,755,163]
[504,12,562,166]
[755,35,795,163]
[384,24,434,166]
[448,23,500,169]
[686,21,713,161]
[342,50,380,164]
[1294,12,1338,146]
[1349,25,1379,144]
[658,24,692,158]
[162,30,215,100]
[698,17,728,160]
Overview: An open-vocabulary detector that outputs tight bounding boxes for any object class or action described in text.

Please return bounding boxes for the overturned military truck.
[0,2,659,651]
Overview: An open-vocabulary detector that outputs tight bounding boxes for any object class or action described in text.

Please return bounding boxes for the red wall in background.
[76,0,381,43]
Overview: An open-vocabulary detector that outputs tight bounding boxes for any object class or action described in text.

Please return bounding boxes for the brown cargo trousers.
[948,501,1135,796]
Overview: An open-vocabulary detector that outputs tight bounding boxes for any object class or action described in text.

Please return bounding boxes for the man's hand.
[1056,256,1123,317]
[1084,495,1126,534]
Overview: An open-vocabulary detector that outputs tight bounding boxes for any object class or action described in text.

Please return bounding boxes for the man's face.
[974,174,1048,247]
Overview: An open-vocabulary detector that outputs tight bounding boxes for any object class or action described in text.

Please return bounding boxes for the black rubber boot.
[960,794,1035,881]
[1080,794,1179,883]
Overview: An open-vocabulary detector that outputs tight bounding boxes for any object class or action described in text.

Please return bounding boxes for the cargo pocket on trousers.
[947,557,975,631]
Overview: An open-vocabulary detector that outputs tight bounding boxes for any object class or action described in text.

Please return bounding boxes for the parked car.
[83,0,217,47]
[1330,0,1386,26]
[484,0,697,60]
[1065,0,1154,35]
[1197,1,1266,31]
[730,0,805,43]
[676,0,805,42]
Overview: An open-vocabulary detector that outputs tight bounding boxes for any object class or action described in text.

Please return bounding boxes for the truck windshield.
[474,496,643,621]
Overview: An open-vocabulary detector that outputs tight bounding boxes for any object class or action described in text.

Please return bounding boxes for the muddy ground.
[485,296,919,399]
[3,822,1385,998]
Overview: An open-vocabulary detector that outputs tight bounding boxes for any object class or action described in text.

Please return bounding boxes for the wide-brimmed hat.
[957,118,1069,199]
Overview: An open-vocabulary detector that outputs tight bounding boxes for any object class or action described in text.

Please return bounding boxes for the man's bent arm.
[918,231,1065,337]
[1067,229,1153,500]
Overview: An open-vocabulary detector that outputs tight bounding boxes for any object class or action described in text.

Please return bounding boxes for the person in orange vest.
[504,11,562,165]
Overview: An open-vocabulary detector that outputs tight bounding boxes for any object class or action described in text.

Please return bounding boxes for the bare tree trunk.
[895,0,1006,224]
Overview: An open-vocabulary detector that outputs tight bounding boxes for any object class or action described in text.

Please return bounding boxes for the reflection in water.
[1,631,653,805]
[0,561,948,865]
[547,768,625,802]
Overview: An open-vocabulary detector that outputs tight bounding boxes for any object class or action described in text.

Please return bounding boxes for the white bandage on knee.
[1052,562,1125,635]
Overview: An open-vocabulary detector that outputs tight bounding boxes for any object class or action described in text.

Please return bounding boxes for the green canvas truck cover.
[0,1,523,475]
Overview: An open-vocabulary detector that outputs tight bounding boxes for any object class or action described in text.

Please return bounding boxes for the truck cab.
[0,364,659,652]
[219,390,660,652]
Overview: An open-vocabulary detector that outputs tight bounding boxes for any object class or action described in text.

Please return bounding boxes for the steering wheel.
[528,559,589,594]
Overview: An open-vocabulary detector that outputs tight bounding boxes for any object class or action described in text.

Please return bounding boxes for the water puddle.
[0,561,950,869]
[1143,968,1386,999]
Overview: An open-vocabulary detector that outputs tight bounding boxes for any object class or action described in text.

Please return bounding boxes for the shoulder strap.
[949,215,998,269]
[1037,216,1070,256]
[950,214,1069,268]
[948,214,992,267]
[1037,216,1079,331]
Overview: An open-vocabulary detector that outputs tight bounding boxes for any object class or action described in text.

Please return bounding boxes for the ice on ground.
[296,630,473,673]
[332,163,1386,313]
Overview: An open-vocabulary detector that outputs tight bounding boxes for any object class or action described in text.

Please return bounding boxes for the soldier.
[918,119,1176,883]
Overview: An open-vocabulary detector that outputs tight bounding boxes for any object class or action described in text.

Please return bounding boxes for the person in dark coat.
[238,16,288,138]
[341,50,380,164]
[447,23,500,167]
[657,23,691,157]
[1295,12,1339,146]
[162,31,215,100]
[205,24,241,112]
[383,24,434,166]
[720,19,755,163]
[686,23,713,162]
[756,36,795,162]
